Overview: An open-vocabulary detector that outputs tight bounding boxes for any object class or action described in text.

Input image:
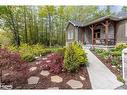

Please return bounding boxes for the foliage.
[115,43,127,50]
[0,31,13,47]
[111,57,119,66]
[95,49,109,59]
[40,53,63,74]
[0,48,27,70]
[64,42,88,72]
[116,75,125,84]
[7,44,52,62]
[56,47,66,57]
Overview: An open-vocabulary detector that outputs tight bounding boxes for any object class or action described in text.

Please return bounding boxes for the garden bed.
[91,51,122,76]
[1,44,91,89]
[90,44,127,83]
[8,53,91,89]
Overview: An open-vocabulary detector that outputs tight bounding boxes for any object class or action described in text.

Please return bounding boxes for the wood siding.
[116,20,127,43]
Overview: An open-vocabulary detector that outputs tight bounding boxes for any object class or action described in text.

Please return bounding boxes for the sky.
[99,6,123,13]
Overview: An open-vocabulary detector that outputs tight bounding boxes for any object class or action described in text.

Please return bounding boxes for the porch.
[78,16,118,46]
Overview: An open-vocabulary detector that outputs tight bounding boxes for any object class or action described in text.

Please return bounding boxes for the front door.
[94,29,100,44]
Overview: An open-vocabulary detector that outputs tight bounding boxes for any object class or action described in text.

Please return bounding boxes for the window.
[68,31,73,39]
[125,22,127,37]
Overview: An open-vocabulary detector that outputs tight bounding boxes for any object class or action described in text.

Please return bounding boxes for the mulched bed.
[91,50,122,76]
[1,53,91,89]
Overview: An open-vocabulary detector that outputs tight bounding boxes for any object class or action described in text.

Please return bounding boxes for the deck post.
[89,25,94,46]
[102,20,110,46]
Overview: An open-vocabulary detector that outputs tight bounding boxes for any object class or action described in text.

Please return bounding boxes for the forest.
[0,6,124,47]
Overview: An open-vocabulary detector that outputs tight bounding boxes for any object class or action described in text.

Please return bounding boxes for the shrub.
[111,51,121,57]
[0,48,27,70]
[6,44,52,62]
[115,43,127,50]
[95,48,105,54]
[64,42,88,72]
[40,53,63,74]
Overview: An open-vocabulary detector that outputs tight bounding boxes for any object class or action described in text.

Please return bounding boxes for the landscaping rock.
[36,61,41,65]
[28,76,39,84]
[40,70,50,76]
[66,79,83,89]
[4,73,9,76]
[51,75,63,83]
[80,76,86,80]
[46,60,51,63]
[29,67,37,72]
[42,57,47,60]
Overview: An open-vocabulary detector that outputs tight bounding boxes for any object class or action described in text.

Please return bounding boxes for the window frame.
[68,31,73,40]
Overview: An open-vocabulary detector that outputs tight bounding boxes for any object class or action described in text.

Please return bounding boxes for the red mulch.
[1,53,92,89]
[91,51,122,76]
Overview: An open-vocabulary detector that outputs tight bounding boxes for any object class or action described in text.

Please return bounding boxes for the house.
[66,16,127,46]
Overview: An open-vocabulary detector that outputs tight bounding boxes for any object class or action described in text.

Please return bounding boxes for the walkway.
[85,49,123,89]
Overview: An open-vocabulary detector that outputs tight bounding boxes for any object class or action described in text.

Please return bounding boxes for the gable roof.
[67,15,127,29]
[68,20,84,27]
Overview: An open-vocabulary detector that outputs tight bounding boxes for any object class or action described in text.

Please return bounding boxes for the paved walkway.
[85,49,123,89]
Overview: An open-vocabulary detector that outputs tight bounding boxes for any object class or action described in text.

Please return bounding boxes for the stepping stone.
[66,79,83,89]
[29,67,37,72]
[28,76,39,84]
[36,61,41,65]
[40,70,50,76]
[51,75,63,83]
[46,60,51,63]
[47,87,59,89]
[35,56,39,59]
[4,73,9,76]
[42,57,47,60]
[79,76,86,80]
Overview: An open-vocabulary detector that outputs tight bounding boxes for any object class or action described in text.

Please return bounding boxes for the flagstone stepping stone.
[4,73,9,76]
[47,87,59,89]
[51,75,63,83]
[46,60,51,63]
[29,67,37,72]
[66,79,83,89]
[79,76,86,80]
[40,70,50,76]
[42,57,47,60]
[28,76,39,84]
[36,61,41,65]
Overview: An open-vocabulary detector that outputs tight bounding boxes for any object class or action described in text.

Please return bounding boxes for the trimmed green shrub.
[6,44,52,62]
[64,42,88,72]
[116,43,127,50]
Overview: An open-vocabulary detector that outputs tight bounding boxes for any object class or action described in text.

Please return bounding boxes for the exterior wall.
[108,25,115,39]
[66,24,78,45]
[84,27,92,44]
[116,19,127,43]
